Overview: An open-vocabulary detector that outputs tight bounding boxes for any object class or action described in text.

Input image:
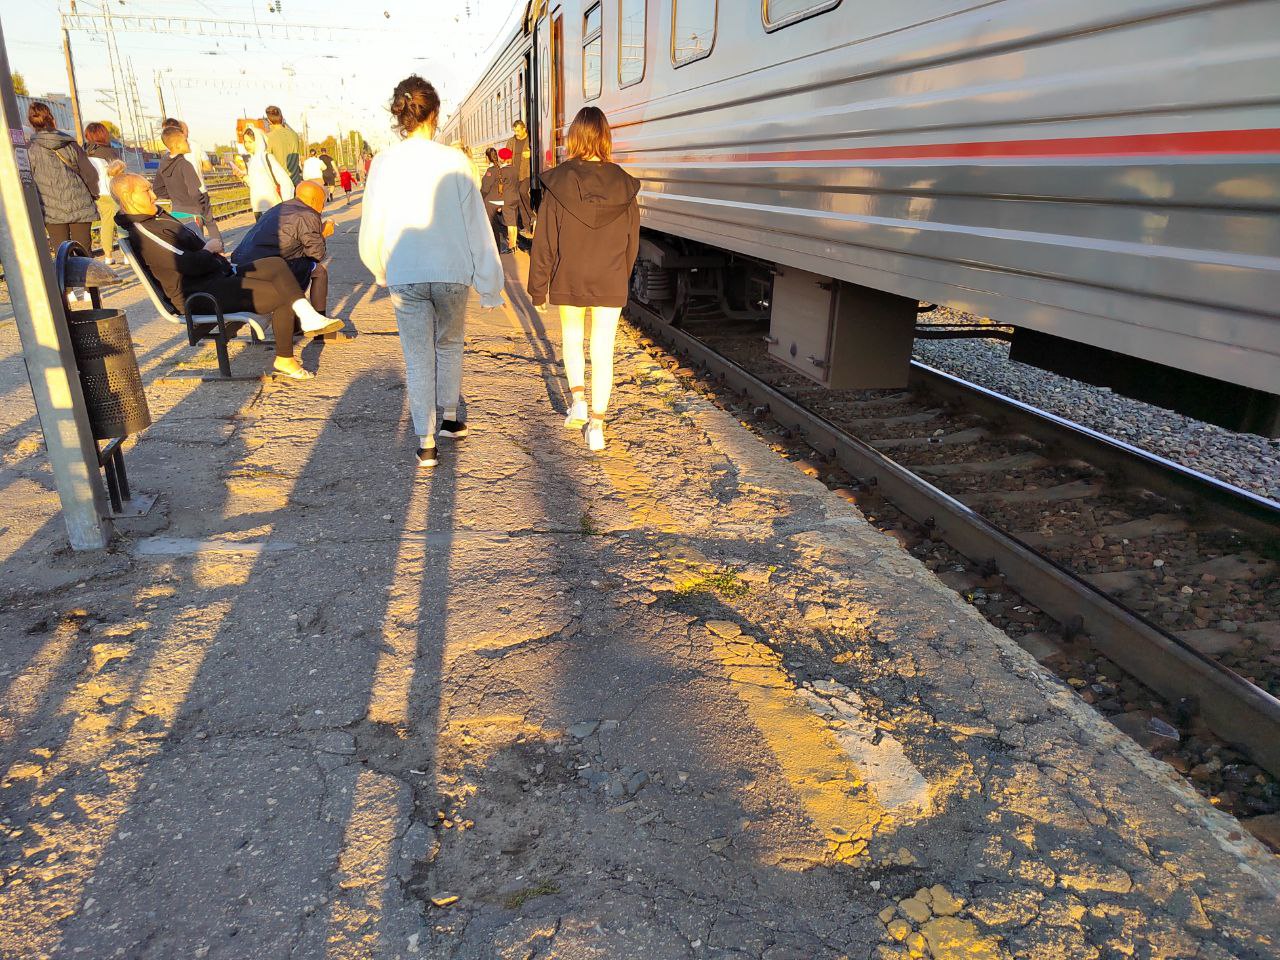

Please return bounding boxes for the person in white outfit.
[240,125,294,220]
[302,148,326,184]
[358,74,505,469]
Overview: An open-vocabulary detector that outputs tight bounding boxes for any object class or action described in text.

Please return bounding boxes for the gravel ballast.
[913,308,1280,501]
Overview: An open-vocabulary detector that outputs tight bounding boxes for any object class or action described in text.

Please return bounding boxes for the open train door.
[530,2,564,180]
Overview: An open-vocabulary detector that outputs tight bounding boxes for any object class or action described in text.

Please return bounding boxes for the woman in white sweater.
[359,75,505,468]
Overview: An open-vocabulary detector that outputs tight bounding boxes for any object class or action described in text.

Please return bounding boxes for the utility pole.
[100,3,129,144]
[154,71,167,120]
[125,57,145,149]
[61,1,83,141]
[125,58,148,149]
[0,23,111,549]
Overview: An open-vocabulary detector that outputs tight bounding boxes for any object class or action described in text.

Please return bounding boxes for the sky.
[0,0,522,150]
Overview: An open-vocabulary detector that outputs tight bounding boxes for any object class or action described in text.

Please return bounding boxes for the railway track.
[628,304,1280,824]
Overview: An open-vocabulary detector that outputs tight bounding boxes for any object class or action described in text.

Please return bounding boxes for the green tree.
[318,135,338,157]
[11,72,28,96]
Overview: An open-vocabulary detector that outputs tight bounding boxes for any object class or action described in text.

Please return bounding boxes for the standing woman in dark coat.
[480,147,509,253]
[527,107,640,452]
[26,101,98,255]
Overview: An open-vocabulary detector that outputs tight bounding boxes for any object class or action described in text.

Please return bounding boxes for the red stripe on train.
[620,128,1280,163]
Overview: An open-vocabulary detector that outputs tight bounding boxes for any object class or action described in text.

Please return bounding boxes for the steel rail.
[909,361,1280,541]
[629,304,1280,779]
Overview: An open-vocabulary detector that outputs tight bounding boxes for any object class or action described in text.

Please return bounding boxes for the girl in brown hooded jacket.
[527,107,640,452]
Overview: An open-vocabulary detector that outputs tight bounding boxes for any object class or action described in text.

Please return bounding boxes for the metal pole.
[62,0,84,141]
[101,5,128,144]
[61,27,83,142]
[0,20,111,549]
[155,72,166,120]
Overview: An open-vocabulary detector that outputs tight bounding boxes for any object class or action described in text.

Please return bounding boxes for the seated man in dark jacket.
[231,180,332,316]
[112,173,341,380]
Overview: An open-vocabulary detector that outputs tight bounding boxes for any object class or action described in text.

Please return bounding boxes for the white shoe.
[299,314,343,337]
[586,418,605,452]
[564,398,588,429]
[294,298,343,337]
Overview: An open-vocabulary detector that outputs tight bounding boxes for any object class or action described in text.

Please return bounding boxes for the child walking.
[527,107,640,452]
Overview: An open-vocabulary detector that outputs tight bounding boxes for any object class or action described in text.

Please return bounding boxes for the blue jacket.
[231,198,325,271]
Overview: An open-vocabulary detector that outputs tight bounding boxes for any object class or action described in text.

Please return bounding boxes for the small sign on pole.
[9,126,31,184]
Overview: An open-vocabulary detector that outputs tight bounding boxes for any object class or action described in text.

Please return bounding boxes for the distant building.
[16,93,75,137]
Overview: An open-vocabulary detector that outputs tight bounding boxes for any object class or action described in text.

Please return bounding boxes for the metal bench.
[117,236,267,380]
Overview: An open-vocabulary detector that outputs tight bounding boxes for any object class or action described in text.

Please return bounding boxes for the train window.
[763,0,841,30]
[618,0,645,87]
[541,37,551,107]
[672,0,716,66]
[583,3,603,100]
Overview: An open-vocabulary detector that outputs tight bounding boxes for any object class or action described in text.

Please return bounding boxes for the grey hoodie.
[27,129,98,224]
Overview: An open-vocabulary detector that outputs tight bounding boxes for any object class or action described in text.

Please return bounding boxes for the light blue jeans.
[389,282,469,439]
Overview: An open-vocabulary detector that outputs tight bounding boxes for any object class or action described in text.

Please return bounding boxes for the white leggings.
[559,305,622,416]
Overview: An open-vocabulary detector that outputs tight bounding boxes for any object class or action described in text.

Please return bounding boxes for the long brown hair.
[27,101,57,131]
[566,106,612,162]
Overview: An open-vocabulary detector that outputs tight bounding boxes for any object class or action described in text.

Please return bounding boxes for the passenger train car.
[442,0,1280,436]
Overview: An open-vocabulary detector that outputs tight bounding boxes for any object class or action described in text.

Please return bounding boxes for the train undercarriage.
[631,230,1280,438]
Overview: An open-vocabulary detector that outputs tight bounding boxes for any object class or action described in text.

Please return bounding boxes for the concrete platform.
[0,198,1277,959]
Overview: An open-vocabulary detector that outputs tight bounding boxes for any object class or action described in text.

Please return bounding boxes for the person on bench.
[231,180,332,318]
[112,173,341,381]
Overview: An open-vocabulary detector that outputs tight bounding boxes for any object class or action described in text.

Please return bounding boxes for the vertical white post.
[0,18,111,549]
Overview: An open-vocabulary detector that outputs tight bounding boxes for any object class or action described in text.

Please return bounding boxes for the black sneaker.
[416,446,438,468]
[438,420,469,439]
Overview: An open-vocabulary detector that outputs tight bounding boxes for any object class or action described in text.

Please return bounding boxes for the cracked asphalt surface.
[0,199,1278,959]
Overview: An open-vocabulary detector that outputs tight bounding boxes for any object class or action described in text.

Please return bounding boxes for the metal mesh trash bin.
[64,307,152,439]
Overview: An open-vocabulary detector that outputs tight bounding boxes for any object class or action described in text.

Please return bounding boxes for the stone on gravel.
[567,720,599,739]
[1110,712,1179,753]
[1242,813,1280,852]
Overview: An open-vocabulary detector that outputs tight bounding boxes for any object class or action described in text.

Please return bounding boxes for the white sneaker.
[300,316,343,337]
[294,298,343,337]
[586,418,605,452]
[564,398,588,429]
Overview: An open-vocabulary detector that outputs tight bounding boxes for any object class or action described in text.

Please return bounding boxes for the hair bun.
[389,75,440,137]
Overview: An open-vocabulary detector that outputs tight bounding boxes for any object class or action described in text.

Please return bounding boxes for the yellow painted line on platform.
[707,626,884,863]
[595,446,685,535]
[325,769,404,959]
[595,443,897,865]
